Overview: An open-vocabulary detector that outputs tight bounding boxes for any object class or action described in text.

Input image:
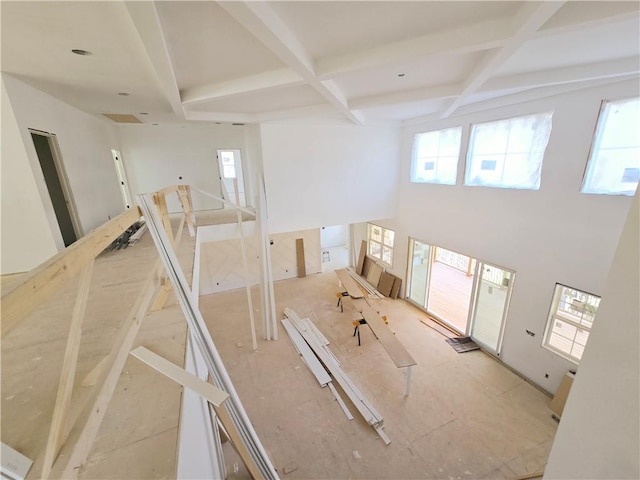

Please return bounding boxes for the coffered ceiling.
[2,1,638,126]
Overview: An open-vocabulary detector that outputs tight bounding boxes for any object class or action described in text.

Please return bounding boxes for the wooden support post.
[150,214,186,312]
[48,264,160,479]
[466,257,473,277]
[41,262,94,478]
[177,185,196,237]
[236,209,258,351]
[153,192,174,245]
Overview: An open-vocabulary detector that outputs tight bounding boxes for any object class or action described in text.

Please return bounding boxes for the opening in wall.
[29,129,81,247]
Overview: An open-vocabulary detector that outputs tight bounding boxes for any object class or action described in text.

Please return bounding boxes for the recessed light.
[397,73,405,77]
[118,92,130,96]
[152,123,159,126]
[71,49,92,56]
[231,123,245,126]
[139,112,149,115]
[215,122,221,125]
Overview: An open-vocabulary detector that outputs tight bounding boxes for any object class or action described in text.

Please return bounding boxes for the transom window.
[411,127,462,185]
[581,97,640,196]
[542,284,601,364]
[368,224,395,267]
[465,112,553,190]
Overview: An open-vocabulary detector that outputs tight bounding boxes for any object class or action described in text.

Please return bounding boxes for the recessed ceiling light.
[71,49,92,56]
[118,92,130,96]
[139,112,149,115]
[231,123,245,126]
[152,123,159,126]
[397,73,405,77]
[215,122,221,125]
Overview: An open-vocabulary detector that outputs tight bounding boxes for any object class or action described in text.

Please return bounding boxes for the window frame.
[581,97,640,196]
[464,111,553,190]
[411,126,462,185]
[542,283,601,365]
[367,223,395,268]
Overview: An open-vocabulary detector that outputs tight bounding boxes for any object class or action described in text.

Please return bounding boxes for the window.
[581,97,640,196]
[542,284,601,364]
[368,224,395,266]
[465,112,553,190]
[411,127,462,184]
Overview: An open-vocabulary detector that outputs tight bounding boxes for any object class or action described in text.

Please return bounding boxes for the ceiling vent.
[103,114,142,124]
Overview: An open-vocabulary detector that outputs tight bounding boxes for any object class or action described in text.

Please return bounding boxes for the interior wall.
[544,191,639,479]
[1,77,58,273]
[320,225,348,248]
[117,124,247,212]
[388,79,638,393]
[260,123,401,234]
[1,74,124,273]
[199,226,321,296]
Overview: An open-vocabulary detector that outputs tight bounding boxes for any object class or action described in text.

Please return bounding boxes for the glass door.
[469,262,515,355]
[406,239,431,307]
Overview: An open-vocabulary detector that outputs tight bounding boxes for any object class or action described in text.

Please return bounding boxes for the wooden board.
[296,238,306,278]
[281,319,331,386]
[1,207,141,338]
[390,276,402,299]
[362,256,374,278]
[377,272,395,297]
[335,269,364,299]
[360,305,417,368]
[356,240,367,275]
[366,263,383,288]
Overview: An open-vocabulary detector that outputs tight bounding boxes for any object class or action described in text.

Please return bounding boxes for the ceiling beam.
[124,1,185,120]
[482,57,640,93]
[181,68,303,105]
[536,2,640,38]
[218,1,362,125]
[440,1,566,119]
[350,84,462,110]
[183,110,257,124]
[316,17,512,81]
[404,75,638,127]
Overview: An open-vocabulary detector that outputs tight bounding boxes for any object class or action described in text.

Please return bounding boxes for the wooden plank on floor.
[356,240,367,275]
[377,272,395,297]
[366,263,383,288]
[281,319,331,386]
[360,305,417,369]
[390,276,402,299]
[335,269,364,299]
[296,238,306,278]
[362,256,374,278]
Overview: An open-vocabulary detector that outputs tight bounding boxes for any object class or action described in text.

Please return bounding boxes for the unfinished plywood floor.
[199,272,558,480]
[1,221,194,480]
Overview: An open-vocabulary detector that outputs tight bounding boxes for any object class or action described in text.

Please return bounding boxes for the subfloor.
[200,273,558,480]
[2,221,557,479]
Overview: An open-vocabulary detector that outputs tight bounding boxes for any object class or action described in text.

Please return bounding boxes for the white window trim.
[542,283,600,365]
[411,126,462,185]
[367,223,394,268]
[464,111,553,190]
[581,97,640,196]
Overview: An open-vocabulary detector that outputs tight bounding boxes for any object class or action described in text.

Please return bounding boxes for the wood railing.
[0,185,194,479]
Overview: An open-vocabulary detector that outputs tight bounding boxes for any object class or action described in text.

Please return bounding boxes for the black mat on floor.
[446,336,480,353]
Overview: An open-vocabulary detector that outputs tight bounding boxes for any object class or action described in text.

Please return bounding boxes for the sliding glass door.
[406,238,515,355]
[469,263,514,355]
[407,239,431,306]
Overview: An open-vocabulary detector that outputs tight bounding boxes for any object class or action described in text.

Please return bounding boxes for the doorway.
[320,225,349,272]
[111,149,132,210]
[30,130,80,247]
[406,238,514,354]
[216,149,246,207]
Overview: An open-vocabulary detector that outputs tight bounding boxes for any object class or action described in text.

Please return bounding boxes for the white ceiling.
[1,1,638,127]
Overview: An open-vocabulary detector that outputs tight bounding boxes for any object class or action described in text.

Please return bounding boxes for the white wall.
[320,225,348,248]
[260,123,401,234]
[117,124,248,212]
[544,191,639,479]
[1,77,58,273]
[389,79,638,393]
[1,74,124,273]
